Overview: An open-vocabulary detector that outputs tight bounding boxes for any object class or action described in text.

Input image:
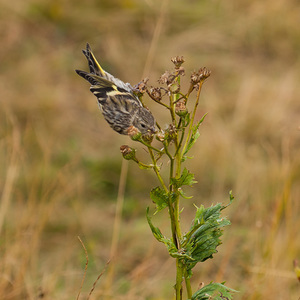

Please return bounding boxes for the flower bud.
[175,101,188,116]
[165,124,177,141]
[142,131,154,144]
[120,145,138,161]
[127,126,142,140]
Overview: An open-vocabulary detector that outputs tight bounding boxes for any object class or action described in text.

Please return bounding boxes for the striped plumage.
[75,43,155,135]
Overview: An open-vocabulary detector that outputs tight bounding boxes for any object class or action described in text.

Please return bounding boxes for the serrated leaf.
[190,282,237,300]
[150,186,168,211]
[171,168,197,189]
[150,187,178,212]
[180,198,233,276]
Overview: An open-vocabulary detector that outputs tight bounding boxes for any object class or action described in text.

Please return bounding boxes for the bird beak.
[149,127,157,134]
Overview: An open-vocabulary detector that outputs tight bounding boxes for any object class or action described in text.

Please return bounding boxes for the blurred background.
[1,0,299,299]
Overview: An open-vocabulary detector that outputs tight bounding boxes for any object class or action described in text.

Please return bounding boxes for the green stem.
[184,270,193,299]
[148,147,178,248]
[181,82,203,157]
[148,148,168,192]
[163,142,174,188]
[139,139,163,153]
[146,91,170,109]
[175,259,183,300]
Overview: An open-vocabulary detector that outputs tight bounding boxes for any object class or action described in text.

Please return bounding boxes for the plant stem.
[139,139,163,153]
[148,148,168,192]
[148,147,178,248]
[175,259,183,300]
[185,271,193,299]
[181,81,203,157]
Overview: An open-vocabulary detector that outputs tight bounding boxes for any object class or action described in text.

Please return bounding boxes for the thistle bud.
[175,101,188,116]
[120,145,138,162]
[142,131,154,144]
[165,124,177,142]
[127,126,142,140]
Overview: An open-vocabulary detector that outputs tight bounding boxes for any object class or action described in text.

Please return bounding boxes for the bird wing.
[75,70,142,107]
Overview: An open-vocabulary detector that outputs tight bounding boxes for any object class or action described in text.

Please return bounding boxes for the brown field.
[1,0,300,299]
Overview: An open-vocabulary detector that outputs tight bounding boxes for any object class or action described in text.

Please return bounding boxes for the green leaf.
[146,208,178,256]
[180,194,234,276]
[190,282,237,300]
[183,113,207,159]
[150,186,169,211]
[150,187,177,212]
[171,168,197,189]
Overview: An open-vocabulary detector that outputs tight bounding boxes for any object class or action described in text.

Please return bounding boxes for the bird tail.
[82,43,106,77]
[76,43,134,93]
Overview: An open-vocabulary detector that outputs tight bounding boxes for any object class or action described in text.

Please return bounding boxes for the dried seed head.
[171,56,185,68]
[135,78,149,94]
[158,71,176,85]
[191,71,200,85]
[120,145,137,161]
[175,101,188,116]
[191,67,211,85]
[150,87,162,101]
[199,67,211,80]
[127,126,142,140]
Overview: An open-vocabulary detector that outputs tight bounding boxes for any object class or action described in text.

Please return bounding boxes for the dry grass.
[0,0,300,299]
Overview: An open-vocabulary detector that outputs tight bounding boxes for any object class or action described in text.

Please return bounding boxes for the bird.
[75,43,156,136]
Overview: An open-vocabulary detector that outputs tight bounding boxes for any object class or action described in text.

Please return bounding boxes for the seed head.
[171,56,185,68]
[158,71,176,85]
[191,67,211,85]
[150,87,162,101]
[165,124,177,142]
[175,101,188,116]
[135,78,149,94]
[142,130,155,144]
[127,126,142,140]
[120,145,138,161]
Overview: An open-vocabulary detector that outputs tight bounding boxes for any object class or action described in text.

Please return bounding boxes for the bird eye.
[140,123,146,128]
